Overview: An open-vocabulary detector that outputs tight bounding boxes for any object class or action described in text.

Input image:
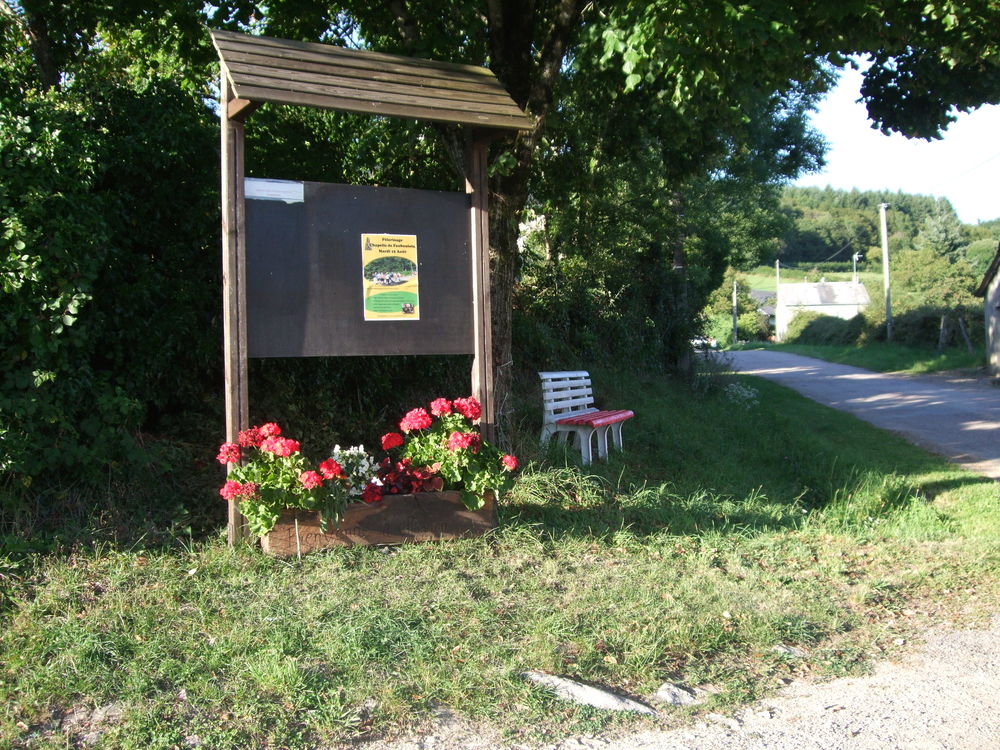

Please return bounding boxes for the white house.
[974,244,1000,375]
[775,281,871,341]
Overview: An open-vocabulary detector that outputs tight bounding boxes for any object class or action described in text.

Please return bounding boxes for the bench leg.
[596,426,611,459]
[609,422,625,452]
[577,427,595,465]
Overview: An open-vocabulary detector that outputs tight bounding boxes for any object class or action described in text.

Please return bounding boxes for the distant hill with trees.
[777,186,999,274]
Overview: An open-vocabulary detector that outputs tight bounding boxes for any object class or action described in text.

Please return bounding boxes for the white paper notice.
[244,178,305,204]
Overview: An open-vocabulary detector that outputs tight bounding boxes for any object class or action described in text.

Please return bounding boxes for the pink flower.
[429,398,452,417]
[501,454,518,472]
[216,442,241,464]
[453,397,481,421]
[446,431,481,453]
[219,480,243,500]
[259,422,282,438]
[240,482,259,497]
[299,470,323,489]
[361,483,383,504]
[237,427,263,448]
[318,459,342,479]
[399,407,432,433]
[381,432,404,450]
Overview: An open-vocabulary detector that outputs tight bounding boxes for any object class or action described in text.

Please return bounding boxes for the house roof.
[975,244,1000,297]
[778,282,871,307]
[210,29,532,131]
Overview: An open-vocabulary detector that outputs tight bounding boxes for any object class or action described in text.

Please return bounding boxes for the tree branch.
[1,0,60,89]
[383,0,419,53]
[527,0,583,121]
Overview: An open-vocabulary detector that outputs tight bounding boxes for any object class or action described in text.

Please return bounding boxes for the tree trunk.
[937,314,951,351]
[0,3,60,89]
[488,142,533,444]
[957,315,974,354]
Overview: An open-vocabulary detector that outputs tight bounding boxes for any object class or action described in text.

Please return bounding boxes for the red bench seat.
[556,409,634,428]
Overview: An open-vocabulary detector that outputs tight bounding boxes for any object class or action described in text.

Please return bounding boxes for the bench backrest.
[539,370,596,423]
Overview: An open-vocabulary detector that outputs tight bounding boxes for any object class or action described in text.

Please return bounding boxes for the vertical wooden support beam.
[464,133,495,442]
[221,68,251,545]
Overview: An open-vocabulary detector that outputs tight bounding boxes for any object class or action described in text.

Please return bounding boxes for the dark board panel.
[245,181,473,357]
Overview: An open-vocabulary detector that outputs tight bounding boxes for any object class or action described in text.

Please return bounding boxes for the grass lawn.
[742,342,987,374]
[742,266,881,293]
[2,368,998,748]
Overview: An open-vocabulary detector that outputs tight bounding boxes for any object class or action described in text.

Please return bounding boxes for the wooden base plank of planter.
[261,490,495,556]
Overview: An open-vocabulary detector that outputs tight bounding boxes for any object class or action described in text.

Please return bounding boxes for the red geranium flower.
[399,407,432,433]
[361,483,383,504]
[216,442,241,464]
[381,432,404,450]
[219,480,243,500]
[262,436,300,457]
[429,398,452,417]
[237,426,263,448]
[453,396,481,421]
[318,459,342,479]
[259,422,282,438]
[446,431,480,453]
[240,482,259,497]
[298,470,323,489]
[501,454,518,472]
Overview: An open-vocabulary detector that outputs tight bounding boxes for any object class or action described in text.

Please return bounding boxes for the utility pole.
[852,252,862,284]
[732,278,738,345]
[878,202,893,342]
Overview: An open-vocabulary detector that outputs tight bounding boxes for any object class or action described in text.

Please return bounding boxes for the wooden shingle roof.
[210,29,532,131]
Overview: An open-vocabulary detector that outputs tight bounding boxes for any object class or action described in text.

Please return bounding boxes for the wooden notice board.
[245,180,473,357]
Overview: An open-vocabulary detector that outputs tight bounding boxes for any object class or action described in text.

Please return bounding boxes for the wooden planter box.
[261,490,495,557]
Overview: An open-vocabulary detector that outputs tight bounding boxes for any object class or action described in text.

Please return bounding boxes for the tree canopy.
[4,0,1000,477]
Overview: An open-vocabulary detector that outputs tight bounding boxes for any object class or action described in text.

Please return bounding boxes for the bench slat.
[543,388,593,402]
[539,370,591,380]
[545,395,595,412]
[542,380,591,393]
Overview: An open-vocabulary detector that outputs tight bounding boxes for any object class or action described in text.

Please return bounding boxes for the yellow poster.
[361,234,420,321]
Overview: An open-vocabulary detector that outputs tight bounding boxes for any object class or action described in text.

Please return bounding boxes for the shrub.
[785,312,863,346]
[0,76,219,480]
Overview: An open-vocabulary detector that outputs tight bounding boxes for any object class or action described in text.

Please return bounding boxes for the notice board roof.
[211,29,532,131]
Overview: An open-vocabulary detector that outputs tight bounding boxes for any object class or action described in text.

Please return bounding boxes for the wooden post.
[464,132,495,442]
[221,67,251,545]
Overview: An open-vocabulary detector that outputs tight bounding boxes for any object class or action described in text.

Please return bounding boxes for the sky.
[793,66,1000,225]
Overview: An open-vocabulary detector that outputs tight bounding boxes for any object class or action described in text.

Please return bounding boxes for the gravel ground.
[364,615,1000,750]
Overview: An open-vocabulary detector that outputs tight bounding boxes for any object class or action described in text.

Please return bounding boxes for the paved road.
[729,350,1000,480]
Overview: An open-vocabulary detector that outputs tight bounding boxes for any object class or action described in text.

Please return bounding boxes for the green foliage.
[785,312,864,346]
[965,238,999,276]
[606,1,1000,140]
[893,247,978,311]
[0,72,219,479]
[702,269,771,344]
[778,186,962,265]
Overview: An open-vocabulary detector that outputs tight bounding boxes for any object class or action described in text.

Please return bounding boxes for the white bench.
[539,370,635,465]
